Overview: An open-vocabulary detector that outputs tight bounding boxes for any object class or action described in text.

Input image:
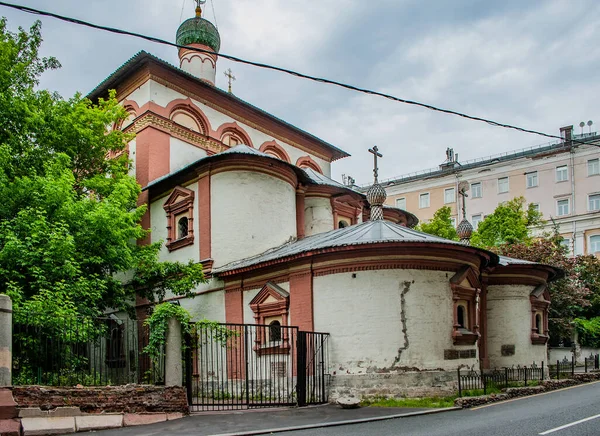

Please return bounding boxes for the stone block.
[337,397,361,409]
[0,418,21,436]
[75,414,123,432]
[0,389,17,419]
[123,413,167,426]
[21,416,75,435]
[49,407,81,417]
[18,408,48,418]
[167,412,184,421]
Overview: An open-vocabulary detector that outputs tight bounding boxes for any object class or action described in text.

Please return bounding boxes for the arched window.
[269,320,281,342]
[221,132,243,147]
[177,216,189,240]
[535,313,542,333]
[457,305,467,329]
[171,110,202,133]
[338,220,349,229]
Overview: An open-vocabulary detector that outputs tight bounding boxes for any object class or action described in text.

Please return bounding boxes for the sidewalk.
[93,404,458,436]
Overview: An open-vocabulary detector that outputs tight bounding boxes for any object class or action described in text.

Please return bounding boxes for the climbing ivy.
[143,303,238,366]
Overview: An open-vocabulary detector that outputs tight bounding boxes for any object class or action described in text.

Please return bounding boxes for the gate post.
[297,332,307,407]
[184,331,193,404]
[0,295,12,386]
[165,318,183,386]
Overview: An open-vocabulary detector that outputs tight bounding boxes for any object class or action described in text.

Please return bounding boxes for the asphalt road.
[280,381,600,436]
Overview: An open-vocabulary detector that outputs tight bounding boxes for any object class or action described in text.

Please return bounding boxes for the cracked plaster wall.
[313,269,478,374]
[487,284,547,368]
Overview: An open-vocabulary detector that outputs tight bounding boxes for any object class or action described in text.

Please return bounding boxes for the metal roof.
[87,51,349,161]
[213,220,498,274]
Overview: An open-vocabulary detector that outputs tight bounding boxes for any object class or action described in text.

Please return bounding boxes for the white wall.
[313,269,478,373]
[124,81,150,107]
[487,285,547,367]
[180,288,226,323]
[150,180,199,264]
[170,137,207,172]
[211,171,296,267]
[304,197,334,236]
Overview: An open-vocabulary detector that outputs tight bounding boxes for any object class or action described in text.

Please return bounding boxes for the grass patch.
[361,396,456,408]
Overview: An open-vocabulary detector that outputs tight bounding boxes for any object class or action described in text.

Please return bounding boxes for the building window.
[535,313,542,333]
[497,177,509,194]
[588,159,600,176]
[163,186,195,252]
[530,288,550,345]
[419,193,430,208]
[249,282,290,355]
[222,132,243,146]
[526,171,538,188]
[269,321,282,342]
[338,220,349,229]
[450,268,480,346]
[444,188,455,204]
[556,165,569,182]
[557,199,570,216]
[457,305,467,329]
[471,214,482,229]
[531,203,540,214]
[560,238,571,254]
[589,194,600,212]
[591,235,600,254]
[450,217,456,228]
[396,197,406,210]
[471,182,482,198]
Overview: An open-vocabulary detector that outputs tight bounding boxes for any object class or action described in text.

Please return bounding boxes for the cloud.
[1,0,598,185]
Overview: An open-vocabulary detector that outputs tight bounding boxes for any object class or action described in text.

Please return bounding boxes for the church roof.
[87,51,349,161]
[213,219,498,275]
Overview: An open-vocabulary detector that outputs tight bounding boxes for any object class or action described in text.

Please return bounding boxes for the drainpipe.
[570,147,576,255]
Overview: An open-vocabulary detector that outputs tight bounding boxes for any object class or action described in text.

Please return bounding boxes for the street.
[280,382,600,436]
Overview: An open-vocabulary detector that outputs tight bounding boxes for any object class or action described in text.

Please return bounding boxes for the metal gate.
[185,323,329,411]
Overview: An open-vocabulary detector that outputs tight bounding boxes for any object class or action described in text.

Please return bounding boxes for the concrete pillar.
[165,318,182,387]
[0,295,12,386]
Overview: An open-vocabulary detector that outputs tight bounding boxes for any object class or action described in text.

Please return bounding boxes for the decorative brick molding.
[530,285,550,345]
[12,386,188,414]
[163,186,195,252]
[296,156,323,174]
[259,140,291,163]
[450,266,480,346]
[249,282,291,355]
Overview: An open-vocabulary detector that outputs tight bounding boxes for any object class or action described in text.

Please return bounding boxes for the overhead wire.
[0,1,597,148]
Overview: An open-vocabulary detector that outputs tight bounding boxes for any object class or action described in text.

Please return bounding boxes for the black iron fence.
[185,323,330,411]
[13,314,164,386]
[458,363,544,397]
[550,354,599,379]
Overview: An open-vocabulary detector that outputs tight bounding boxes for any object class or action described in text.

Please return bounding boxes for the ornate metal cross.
[224,68,236,94]
[459,186,469,220]
[368,146,383,182]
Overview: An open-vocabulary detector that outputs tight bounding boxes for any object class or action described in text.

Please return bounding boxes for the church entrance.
[184,323,330,411]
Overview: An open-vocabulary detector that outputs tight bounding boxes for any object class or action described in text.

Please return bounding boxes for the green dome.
[176,17,221,53]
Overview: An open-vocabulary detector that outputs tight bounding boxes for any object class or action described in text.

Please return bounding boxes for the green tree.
[415,206,459,241]
[471,197,542,248]
[0,19,205,324]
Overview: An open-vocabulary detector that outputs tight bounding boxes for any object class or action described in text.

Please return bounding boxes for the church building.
[89,3,559,399]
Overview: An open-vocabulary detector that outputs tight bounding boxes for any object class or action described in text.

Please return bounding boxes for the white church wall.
[150,180,200,264]
[124,80,151,107]
[135,80,332,176]
[313,269,478,373]
[211,171,296,267]
[486,285,547,368]
[182,288,226,323]
[128,139,137,177]
[170,136,207,172]
[304,197,334,236]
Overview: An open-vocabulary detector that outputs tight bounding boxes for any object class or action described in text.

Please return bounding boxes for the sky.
[1,0,599,185]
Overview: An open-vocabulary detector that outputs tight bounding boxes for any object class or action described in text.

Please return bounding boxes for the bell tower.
[176,0,221,85]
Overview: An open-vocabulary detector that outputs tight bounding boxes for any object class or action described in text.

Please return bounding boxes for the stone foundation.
[12,385,188,414]
[328,371,457,401]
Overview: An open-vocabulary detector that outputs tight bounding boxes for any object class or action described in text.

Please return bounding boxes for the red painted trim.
[259,141,291,163]
[296,156,323,174]
[135,127,171,187]
[215,122,254,148]
[163,185,195,251]
[289,271,313,332]
[198,174,212,261]
[296,186,306,239]
[165,98,212,136]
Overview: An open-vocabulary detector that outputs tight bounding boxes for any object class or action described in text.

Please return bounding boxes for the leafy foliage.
[415,206,459,241]
[471,197,542,248]
[0,19,205,325]
[574,317,600,348]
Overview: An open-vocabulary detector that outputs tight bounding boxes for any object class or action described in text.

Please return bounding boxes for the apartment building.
[377,126,600,256]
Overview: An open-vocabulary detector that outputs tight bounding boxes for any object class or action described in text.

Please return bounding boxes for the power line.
[0,1,596,148]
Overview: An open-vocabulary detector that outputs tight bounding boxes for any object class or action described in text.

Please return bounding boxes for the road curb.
[206,407,462,436]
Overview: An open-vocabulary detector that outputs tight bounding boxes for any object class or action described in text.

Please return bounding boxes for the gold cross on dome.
[194,0,206,16]
[368,146,383,182]
[224,68,236,94]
